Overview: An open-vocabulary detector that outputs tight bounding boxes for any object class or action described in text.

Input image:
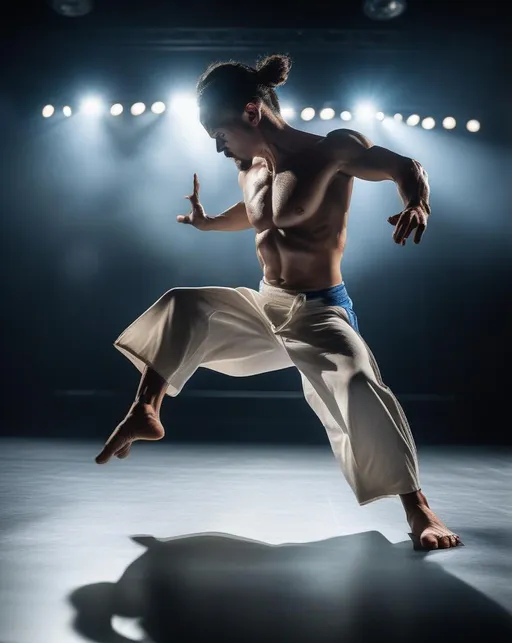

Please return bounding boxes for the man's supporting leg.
[282,306,462,549]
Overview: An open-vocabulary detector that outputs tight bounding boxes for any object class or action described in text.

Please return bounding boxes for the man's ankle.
[400,490,429,514]
[132,398,157,415]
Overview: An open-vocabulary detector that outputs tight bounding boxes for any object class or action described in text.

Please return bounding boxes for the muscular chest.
[244,153,340,230]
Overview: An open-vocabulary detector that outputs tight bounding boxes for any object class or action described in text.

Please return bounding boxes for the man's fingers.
[388,214,401,225]
[177,215,191,224]
[193,173,200,198]
[393,218,409,243]
[403,217,417,239]
[413,223,426,244]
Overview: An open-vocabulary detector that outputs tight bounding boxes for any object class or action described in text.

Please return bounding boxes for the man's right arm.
[201,201,252,231]
[177,172,252,232]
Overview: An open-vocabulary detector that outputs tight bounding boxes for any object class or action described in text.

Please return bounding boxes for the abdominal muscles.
[255,226,343,290]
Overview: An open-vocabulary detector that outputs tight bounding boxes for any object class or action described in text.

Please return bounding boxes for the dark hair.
[197,54,292,117]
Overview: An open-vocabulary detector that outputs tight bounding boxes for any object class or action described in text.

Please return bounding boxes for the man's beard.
[233,157,252,171]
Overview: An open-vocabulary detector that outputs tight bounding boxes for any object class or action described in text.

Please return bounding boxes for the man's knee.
[160,287,211,317]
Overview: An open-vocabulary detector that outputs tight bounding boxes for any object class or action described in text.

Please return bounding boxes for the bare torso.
[241,133,354,291]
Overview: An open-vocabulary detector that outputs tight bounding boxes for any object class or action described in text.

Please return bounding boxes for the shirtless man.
[96,54,462,550]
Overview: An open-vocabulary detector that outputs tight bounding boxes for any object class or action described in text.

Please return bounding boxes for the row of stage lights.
[41,98,481,132]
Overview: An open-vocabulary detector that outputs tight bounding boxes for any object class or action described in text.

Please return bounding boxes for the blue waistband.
[303,282,352,307]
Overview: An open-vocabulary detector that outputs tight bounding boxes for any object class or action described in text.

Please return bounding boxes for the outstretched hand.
[177,174,208,230]
[388,204,429,246]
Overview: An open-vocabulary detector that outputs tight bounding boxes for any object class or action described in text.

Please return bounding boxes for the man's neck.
[255,119,318,173]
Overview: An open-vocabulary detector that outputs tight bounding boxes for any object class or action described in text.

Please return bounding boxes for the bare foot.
[95,402,165,465]
[407,499,463,550]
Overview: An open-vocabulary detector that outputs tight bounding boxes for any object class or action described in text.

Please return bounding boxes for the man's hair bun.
[256,54,292,88]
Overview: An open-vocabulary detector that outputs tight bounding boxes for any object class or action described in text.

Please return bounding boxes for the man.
[96,54,462,551]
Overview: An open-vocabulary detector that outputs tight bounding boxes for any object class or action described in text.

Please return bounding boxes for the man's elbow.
[393,157,427,183]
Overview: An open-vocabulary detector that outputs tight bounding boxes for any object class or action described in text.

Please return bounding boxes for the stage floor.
[1,439,511,642]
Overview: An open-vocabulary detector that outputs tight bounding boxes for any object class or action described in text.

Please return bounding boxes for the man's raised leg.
[95,286,293,465]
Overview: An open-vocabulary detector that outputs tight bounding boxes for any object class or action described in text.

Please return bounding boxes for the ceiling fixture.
[363,0,407,21]
[49,0,94,17]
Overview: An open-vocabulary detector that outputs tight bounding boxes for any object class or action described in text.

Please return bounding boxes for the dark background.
[1,1,510,445]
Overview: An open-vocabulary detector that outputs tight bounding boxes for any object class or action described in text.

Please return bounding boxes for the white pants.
[114,282,421,505]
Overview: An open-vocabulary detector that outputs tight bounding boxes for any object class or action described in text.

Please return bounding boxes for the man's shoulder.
[325,128,373,149]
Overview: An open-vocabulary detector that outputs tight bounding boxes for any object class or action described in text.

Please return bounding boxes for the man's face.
[200,106,260,171]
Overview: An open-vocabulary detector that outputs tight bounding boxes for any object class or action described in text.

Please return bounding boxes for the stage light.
[466,119,480,132]
[130,102,146,116]
[170,94,199,119]
[320,107,335,120]
[80,97,103,116]
[110,103,123,116]
[394,113,403,121]
[376,111,385,121]
[363,0,407,21]
[421,117,435,130]
[442,117,456,130]
[151,101,166,114]
[340,111,352,121]
[42,105,55,118]
[63,106,72,117]
[281,106,296,120]
[301,107,315,121]
[406,114,420,126]
[354,103,377,121]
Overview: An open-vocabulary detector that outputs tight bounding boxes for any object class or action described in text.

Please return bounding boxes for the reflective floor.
[1,439,511,642]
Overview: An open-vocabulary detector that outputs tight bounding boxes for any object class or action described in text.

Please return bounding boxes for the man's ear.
[244,102,262,127]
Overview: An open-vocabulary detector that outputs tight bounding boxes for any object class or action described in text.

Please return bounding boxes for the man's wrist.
[420,199,431,215]
[406,199,430,215]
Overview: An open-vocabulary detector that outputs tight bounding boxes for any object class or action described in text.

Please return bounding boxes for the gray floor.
[0,439,511,643]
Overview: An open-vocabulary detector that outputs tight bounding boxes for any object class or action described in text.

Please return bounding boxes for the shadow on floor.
[69,530,512,643]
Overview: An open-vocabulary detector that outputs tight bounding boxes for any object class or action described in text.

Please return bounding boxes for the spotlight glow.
[170,94,199,118]
[466,119,480,132]
[151,101,166,114]
[320,107,335,121]
[281,106,296,120]
[442,117,456,130]
[300,107,315,121]
[110,103,123,116]
[130,102,146,116]
[80,97,103,116]
[376,111,385,121]
[406,114,420,126]
[42,105,55,118]
[354,103,377,121]
[63,106,72,117]
[394,113,403,121]
[421,117,436,130]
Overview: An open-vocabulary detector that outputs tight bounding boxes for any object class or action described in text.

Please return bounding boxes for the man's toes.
[95,448,112,465]
[116,444,132,459]
[421,533,439,550]
[95,439,121,464]
[438,536,452,549]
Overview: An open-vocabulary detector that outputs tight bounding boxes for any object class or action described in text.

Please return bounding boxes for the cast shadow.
[69,530,512,643]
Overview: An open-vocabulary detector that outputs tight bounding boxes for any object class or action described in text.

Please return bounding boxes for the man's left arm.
[328,129,431,245]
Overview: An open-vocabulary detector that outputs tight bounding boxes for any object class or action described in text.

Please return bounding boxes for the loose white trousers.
[114,282,421,505]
